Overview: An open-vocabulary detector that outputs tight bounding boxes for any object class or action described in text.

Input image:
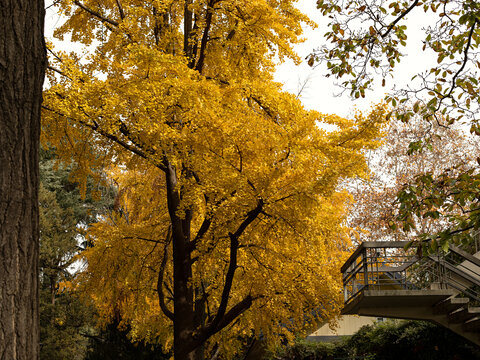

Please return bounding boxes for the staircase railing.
[341,241,480,306]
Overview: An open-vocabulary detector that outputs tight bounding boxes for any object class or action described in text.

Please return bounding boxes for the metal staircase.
[341,241,480,346]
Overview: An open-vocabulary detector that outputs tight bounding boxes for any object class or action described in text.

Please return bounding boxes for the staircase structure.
[341,241,480,346]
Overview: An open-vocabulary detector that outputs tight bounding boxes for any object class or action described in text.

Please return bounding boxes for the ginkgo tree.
[42,0,387,358]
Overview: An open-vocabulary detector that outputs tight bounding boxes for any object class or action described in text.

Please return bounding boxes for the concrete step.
[449,307,480,323]
[462,317,480,332]
[433,297,469,315]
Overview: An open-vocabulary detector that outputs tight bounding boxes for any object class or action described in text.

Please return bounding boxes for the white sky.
[275,1,435,118]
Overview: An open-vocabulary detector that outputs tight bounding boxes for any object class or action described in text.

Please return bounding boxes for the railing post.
[438,252,445,289]
[363,247,368,290]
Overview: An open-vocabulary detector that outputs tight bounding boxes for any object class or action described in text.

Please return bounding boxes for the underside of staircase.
[341,241,480,346]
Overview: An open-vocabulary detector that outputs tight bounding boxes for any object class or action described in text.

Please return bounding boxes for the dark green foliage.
[272,321,480,360]
[40,292,95,360]
[39,181,93,360]
[39,183,77,291]
[272,340,337,360]
[39,150,168,359]
[39,149,115,360]
[84,321,169,360]
[39,148,116,227]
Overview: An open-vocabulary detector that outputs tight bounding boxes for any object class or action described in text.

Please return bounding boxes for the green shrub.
[271,320,480,360]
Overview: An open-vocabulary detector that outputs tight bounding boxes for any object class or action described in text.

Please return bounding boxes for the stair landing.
[342,289,456,318]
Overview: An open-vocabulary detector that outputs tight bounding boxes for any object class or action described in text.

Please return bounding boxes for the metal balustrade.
[341,241,480,306]
[340,238,480,346]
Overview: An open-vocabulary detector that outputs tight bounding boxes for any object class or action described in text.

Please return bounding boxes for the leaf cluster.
[314,0,480,127]
[347,114,476,246]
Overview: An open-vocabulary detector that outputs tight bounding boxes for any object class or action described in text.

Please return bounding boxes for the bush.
[271,320,480,360]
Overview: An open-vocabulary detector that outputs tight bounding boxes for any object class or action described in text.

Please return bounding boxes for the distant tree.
[314,0,480,251]
[0,1,46,358]
[348,117,479,252]
[38,183,91,360]
[39,183,77,305]
[38,150,114,360]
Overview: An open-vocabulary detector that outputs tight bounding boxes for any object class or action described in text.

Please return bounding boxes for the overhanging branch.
[380,0,420,39]
[41,105,167,172]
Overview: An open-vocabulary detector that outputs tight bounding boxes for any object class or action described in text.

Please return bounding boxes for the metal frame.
[342,241,480,306]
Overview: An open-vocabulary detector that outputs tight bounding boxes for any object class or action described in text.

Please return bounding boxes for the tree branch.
[443,19,478,100]
[115,0,125,19]
[191,294,258,353]
[200,199,263,339]
[184,0,194,58]
[191,217,211,247]
[47,65,67,78]
[158,226,174,321]
[73,0,119,27]
[183,201,265,354]
[41,105,167,172]
[195,0,216,73]
[211,294,254,333]
[380,0,420,39]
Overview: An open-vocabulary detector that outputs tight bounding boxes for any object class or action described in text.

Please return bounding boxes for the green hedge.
[271,320,480,360]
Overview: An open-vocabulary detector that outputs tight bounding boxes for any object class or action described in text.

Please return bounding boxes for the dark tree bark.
[0,1,46,359]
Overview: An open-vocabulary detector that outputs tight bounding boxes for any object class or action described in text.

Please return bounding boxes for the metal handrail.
[342,241,480,305]
[341,241,410,273]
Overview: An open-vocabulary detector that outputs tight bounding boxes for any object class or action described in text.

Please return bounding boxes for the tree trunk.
[0,1,45,359]
[165,163,196,359]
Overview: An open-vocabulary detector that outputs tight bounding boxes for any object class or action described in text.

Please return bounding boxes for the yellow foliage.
[43,0,388,357]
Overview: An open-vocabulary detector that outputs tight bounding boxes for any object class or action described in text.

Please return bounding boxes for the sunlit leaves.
[43,0,387,357]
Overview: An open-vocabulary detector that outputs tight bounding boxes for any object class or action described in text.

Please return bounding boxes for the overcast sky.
[275,1,435,118]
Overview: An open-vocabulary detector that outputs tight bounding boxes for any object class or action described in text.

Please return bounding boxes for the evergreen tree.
[38,150,114,360]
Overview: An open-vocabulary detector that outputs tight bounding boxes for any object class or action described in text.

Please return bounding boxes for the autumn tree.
[0,1,46,358]
[42,1,387,358]
[348,116,479,250]
[314,0,480,249]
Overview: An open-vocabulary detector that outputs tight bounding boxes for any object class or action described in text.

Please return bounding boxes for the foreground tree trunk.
[0,1,46,359]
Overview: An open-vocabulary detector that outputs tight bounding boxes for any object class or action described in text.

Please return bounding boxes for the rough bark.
[0,1,46,359]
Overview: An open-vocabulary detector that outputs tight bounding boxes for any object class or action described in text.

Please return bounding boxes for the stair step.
[463,317,480,332]
[449,307,480,323]
[433,297,469,315]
